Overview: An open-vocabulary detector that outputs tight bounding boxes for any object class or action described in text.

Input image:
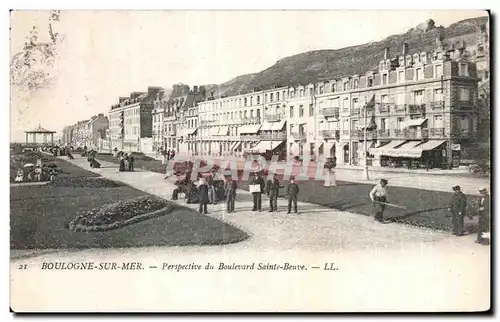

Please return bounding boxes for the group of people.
[14,164,59,183]
[118,152,135,172]
[158,148,176,164]
[249,173,301,214]
[369,179,491,245]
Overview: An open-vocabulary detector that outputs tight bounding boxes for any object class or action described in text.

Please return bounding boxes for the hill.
[204,15,489,97]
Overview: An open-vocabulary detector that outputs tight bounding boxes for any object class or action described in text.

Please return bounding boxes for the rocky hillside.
[205,16,488,97]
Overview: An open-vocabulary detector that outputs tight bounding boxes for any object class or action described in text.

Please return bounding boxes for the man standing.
[476,187,490,244]
[250,173,265,211]
[448,185,467,236]
[369,179,389,222]
[225,177,238,213]
[267,174,281,212]
[128,154,135,172]
[286,177,300,214]
[197,178,209,214]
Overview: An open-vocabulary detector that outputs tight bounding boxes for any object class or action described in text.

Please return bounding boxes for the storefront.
[369,140,447,169]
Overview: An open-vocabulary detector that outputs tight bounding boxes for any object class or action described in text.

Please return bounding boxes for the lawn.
[10,156,248,250]
[97,153,167,174]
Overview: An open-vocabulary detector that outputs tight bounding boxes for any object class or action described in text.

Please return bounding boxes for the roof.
[24,125,56,133]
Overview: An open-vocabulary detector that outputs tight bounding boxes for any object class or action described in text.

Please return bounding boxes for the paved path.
[10,155,491,312]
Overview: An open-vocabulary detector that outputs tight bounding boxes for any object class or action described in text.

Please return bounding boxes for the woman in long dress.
[119,155,125,172]
[14,168,24,182]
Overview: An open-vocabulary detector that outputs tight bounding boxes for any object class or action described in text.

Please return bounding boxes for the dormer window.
[332,83,337,92]
[406,55,412,67]
[353,79,359,89]
[367,77,373,87]
[420,53,427,64]
[343,82,348,91]
[399,56,405,67]
[382,73,388,85]
[459,63,469,76]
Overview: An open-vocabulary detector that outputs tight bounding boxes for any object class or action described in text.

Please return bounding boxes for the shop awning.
[379,140,425,158]
[406,140,447,158]
[369,140,406,155]
[231,141,242,151]
[405,118,427,127]
[260,122,274,131]
[271,120,286,131]
[253,140,284,153]
[217,126,229,136]
[239,124,261,134]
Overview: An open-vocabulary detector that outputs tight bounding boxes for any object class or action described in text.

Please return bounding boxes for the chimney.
[403,42,409,55]
[384,47,390,60]
[98,113,104,117]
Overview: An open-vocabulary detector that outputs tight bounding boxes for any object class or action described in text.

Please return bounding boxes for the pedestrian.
[207,179,217,205]
[266,174,281,212]
[129,154,135,172]
[197,178,209,214]
[14,168,24,183]
[448,185,467,236]
[286,177,300,214]
[369,179,389,222]
[225,177,238,213]
[119,154,125,172]
[250,173,265,211]
[171,150,176,160]
[124,153,130,171]
[476,187,490,245]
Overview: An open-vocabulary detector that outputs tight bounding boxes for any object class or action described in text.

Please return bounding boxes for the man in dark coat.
[250,173,265,211]
[267,174,281,212]
[476,187,490,244]
[197,178,209,214]
[448,185,467,236]
[286,177,300,214]
[128,154,135,172]
[224,177,238,213]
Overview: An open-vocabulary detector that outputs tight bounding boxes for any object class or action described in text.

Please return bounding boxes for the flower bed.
[68,196,180,232]
[48,176,125,188]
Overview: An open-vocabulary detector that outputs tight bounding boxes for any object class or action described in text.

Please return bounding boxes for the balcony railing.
[291,132,307,141]
[377,103,391,113]
[430,101,444,109]
[393,129,406,138]
[408,104,426,115]
[395,104,407,112]
[378,129,390,138]
[319,130,337,139]
[320,108,340,118]
[240,134,259,141]
[264,114,281,122]
[350,130,377,140]
[259,132,286,140]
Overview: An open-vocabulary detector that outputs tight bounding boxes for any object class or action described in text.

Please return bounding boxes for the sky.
[9,10,488,142]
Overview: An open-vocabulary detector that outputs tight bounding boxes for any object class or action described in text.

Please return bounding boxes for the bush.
[47,176,125,188]
[68,196,178,232]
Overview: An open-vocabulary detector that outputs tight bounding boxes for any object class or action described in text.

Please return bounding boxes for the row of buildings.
[62,29,489,169]
[61,113,109,150]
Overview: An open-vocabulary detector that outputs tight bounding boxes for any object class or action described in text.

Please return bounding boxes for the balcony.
[240,134,259,141]
[454,101,474,110]
[264,114,281,122]
[320,108,340,118]
[291,132,307,141]
[260,132,286,141]
[428,128,445,138]
[378,129,390,139]
[395,104,407,112]
[319,130,337,139]
[393,129,406,138]
[430,101,444,110]
[377,103,391,114]
[408,104,426,116]
[350,130,377,140]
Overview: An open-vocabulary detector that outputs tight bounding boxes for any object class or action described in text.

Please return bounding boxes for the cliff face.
[204,16,489,97]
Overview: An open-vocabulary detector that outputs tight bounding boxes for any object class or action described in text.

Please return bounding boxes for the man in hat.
[448,185,467,236]
[286,177,300,214]
[266,174,281,212]
[250,173,265,211]
[476,187,490,244]
[369,179,389,222]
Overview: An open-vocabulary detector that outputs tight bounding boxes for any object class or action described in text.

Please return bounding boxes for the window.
[300,89,304,97]
[309,104,314,116]
[414,90,424,104]
[459,63,469,76]
[434,89,443,102]
[249,96,253,106]
[343,82,348,91]
[244,111,247,118]
[265,94,268,103]
[380,118,387,131]
[289,90,295,98]
[276,92,280,101]
[332,84,336,92]
[397,117,405,130]
[239,111,242,119]
[382,74,388,85]
[351,98,358,111]
[256,109,260,119]
[283,91,287,100]
[460,88,470,101]
[416,68,424,81]
[244,98,247,106]
[381,95,388,103]
[367,77,373,87]
[289,106,294,118]
[331,98,340,108]
[433,115,443,128]
[299,105,304,117]
[343,98,350,110]
[250,110,254,118]
[319,86,324,94]
[458,116,470,132]
[435,65,443,78]
[353,79,359,89]
[257,96,260,104]
[290,124,294,135]
[398,71,405,84]
[270,93,274,102]
[309,88,314,96]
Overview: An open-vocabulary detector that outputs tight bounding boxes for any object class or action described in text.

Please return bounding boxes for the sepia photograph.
[8,8,491,313]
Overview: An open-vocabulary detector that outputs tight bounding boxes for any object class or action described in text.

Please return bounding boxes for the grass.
[97,153,167,174]
[10,156,248,250]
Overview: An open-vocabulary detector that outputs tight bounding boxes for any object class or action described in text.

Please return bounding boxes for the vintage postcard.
[9,9,491,312]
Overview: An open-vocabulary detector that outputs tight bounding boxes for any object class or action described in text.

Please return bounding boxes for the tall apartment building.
[191,37,480,168]
[109,86,164,152]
